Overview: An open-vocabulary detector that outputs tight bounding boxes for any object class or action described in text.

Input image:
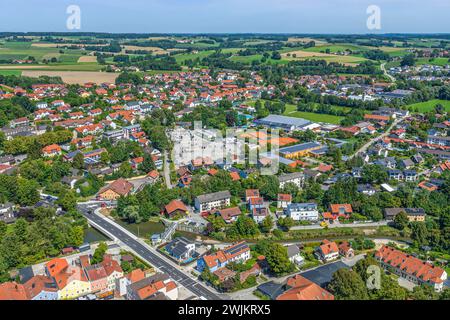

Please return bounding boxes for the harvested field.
[77,55,97,63]
[22,70,118,84]
[31,43,60,48]
[0,65,50,69]
[121,45,169,54]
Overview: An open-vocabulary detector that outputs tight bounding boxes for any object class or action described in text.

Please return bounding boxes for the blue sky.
[0,0,449,33]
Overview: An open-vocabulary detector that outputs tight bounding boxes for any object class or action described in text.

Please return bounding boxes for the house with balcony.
[284,203,319,221]
[194,191,231,213]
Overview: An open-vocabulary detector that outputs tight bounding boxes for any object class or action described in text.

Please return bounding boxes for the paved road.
[349,116,405,160]
[78,204,221,300]
[381,62,396,83]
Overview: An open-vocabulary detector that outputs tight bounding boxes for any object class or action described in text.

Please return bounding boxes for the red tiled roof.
[364,114,390,121]
[277,194,292,202]
[229,171,240,181]
[99,178,133,197]
[277,275,334,300]
[245,189,260,199]
[319,240,339,255]
[330,204,353,215]
[0,282,28,300]
[46,258,69,277]
[375,246,445,285]
[165,200,188,215]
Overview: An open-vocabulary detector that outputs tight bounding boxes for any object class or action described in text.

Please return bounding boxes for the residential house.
[85,264,109,293]
[215,207,241,224]
[284,203,319,221]
[127,273,178,300]
[197,242,251,272]
[97,178,134,200]
[252,207,269,224]
[0,282,28,300]
[357,184,376,196]
[165,237,196,263]
[42,144,62,157]
[194,191,231,213]
[384,208,426,222]
[286,244,304,266]
[278,172,305,189]
[277,194,292,209]
[315,240,339,262]
[245,189,260,202]
[338,241,354,258]
[23,275,58,300]
[276,275,334,300]
[323,204,352,221]
[164,200,188,218]
[375,246,447,291]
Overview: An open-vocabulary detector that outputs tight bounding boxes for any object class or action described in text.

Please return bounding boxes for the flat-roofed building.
[254,114,312,131]
[279,142,323,159]
[284,203,319,221]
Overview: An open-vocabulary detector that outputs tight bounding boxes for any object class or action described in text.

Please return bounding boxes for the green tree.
[260,215,273,233]
[328,268,369,300]
[394,211,409,230]
[91,242,108,264]
[72,152,85,170]
[261,242,293,275]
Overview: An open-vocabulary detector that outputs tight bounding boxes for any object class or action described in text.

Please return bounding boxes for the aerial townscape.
[0,30,449,303]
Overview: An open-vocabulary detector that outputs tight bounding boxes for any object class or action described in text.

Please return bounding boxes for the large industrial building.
[254,115,318,131]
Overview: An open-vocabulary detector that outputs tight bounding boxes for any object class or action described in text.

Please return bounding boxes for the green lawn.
[284,110,343,124]
[406,99,450,112]
[248,101,345,124]
[283,103,346,124]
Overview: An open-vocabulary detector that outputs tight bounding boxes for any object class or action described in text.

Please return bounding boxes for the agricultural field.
[0,70,22,76]
[406,99,450,112]
[280,49,368,65]
[21,70,118,84]
[173,48,239,63]
[0,41,85,62]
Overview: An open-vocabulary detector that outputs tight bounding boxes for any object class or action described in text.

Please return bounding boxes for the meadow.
[406,99,450,112]
[283,103,344,124]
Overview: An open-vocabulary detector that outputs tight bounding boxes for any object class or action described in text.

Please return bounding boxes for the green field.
[304,44,371,54]
[416,57,450,66]
[173,48,239,63]
[406,99,450,112]
[0,41,85,62]
[0,70,22,76]
[284,109,343,124]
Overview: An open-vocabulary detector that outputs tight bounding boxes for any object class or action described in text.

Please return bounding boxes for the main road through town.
[77,203,221,300]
